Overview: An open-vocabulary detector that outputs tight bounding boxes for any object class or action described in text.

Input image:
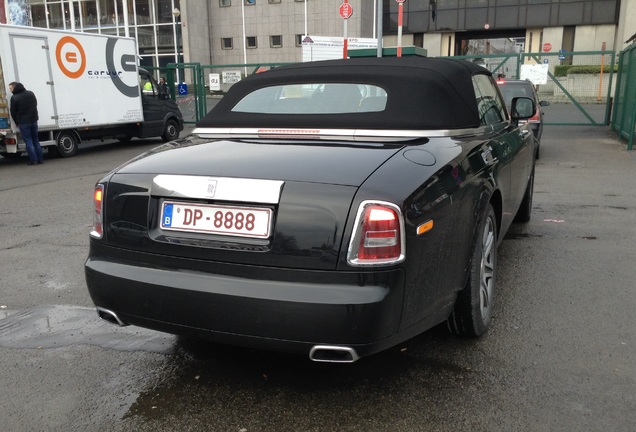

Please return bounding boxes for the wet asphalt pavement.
[0,126,635,431]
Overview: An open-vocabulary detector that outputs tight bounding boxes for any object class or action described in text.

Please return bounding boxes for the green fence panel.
[449,51,615,127]
[611,44,636,150]
[524,51,615,126]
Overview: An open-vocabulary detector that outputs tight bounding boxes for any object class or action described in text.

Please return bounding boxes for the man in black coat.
[9,82,43,165]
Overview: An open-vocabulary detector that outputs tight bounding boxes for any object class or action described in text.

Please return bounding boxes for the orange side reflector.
[417,220,434,235]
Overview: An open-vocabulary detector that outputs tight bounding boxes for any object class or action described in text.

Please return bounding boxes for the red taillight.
[347,201,405,266]
[4,137,16,145]
[528,108,541,123]
[90,184,104,239]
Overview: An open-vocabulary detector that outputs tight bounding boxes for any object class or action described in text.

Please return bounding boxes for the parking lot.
[0,126,635,431]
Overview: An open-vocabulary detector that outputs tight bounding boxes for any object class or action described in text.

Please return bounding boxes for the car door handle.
[520,129,530,136]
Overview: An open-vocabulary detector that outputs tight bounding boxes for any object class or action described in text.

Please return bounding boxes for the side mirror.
[511,97,536,120]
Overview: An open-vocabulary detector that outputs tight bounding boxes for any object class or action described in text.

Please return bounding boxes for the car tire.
[447,203,497,337]
[514,168,534,223]
[55,131,79,158]
[161,119,180,142]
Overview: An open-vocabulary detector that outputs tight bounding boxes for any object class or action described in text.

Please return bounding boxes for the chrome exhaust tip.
[96,307,128,327]
[309,345,360,363]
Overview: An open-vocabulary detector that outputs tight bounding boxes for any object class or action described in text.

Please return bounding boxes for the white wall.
[616,0,636,50]
[573,25,616,51]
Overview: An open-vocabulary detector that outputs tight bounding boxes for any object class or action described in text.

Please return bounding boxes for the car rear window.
[499,84,533,106]
[231,83,388,114]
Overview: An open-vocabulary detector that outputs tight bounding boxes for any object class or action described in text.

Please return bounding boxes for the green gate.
[449,51,615,126]
[157,62,294,124]
[144,63,206,125]
[611,43,636,150]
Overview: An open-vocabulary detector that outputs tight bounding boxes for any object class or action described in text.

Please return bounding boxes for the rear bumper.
[85,245,406,358]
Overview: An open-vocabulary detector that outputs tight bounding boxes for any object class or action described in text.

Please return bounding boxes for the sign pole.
[598,41,606,102]
[343,0,349,58]
[396,0,405,57]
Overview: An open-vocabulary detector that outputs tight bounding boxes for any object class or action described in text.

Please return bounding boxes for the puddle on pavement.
[0,305,175,353]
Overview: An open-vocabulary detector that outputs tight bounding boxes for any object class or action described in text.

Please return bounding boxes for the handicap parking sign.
[178,83,188,95]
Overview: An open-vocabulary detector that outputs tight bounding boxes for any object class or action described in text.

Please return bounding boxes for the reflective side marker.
[417,220,434,236]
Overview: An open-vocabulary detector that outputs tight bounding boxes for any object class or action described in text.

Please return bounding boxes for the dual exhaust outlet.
[96,307,361,363]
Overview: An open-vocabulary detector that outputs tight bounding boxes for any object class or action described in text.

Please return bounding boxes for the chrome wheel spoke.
[480,218,495,318]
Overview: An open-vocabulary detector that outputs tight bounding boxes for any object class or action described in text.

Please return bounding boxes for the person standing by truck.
[9,81,43,165]
[159,77,169,96]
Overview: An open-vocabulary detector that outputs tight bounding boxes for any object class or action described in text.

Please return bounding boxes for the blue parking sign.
[178,83,188,95]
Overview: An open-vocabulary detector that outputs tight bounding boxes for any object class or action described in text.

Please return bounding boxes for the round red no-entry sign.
[543,42,552,52]
[339,3,353,19]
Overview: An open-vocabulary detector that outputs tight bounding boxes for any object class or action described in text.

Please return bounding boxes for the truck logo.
[55,36,86,79]
[54,36,138,99]
[105,38,139,98]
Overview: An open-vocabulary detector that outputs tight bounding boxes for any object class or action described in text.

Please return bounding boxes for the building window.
[245,0,256,5]
[296,34,305,47]
[246,36,258,48]
[295,0,306,2]
[220,0,231,7]
[269,0,282,3]
[222,38,233,50]
[270,35,282,48]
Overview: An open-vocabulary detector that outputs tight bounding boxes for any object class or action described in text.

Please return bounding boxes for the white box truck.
[0,24,183,158]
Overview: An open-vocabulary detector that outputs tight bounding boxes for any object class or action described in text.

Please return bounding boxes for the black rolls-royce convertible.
[85,56,536,363]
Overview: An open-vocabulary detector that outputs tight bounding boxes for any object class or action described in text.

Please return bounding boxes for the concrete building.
[382,0,636,57]
[1,0,635,71]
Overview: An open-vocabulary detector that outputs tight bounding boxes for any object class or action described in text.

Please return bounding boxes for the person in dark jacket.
[9,82,43,165]
[159,77,169,95]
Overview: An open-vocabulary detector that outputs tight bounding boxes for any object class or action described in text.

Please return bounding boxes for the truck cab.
[49,69,184,157]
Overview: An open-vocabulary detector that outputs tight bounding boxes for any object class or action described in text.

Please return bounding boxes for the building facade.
[2,0,636,72]
[3,0,183,72]
[382,0,636,57]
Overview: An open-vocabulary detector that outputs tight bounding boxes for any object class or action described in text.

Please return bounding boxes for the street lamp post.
[172,8,181,84]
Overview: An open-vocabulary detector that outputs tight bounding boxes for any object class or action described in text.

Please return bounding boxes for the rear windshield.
[231,83,388,114]
[499,83,533,106]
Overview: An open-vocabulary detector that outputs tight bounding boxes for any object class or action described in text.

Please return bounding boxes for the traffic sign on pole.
[396,0,405,57]
[339,3,353,19]
[340,1,352,58]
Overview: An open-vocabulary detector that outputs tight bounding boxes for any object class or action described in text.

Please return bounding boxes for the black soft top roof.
[197,56,491,130]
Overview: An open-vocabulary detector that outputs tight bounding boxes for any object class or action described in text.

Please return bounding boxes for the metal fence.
[157,52,617,129]
[450,51,615,127]
[611,44,636,150]
[151,62,292,124]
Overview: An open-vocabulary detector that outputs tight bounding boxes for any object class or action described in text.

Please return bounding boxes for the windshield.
[232,83,388,114]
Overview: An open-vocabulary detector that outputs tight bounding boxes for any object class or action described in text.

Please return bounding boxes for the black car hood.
[116,139,403,187]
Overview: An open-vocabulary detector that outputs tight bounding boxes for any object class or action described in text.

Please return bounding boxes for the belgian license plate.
[161,201,272,238]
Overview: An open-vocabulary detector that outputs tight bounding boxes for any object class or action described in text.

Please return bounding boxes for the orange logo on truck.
[55,36,87,79]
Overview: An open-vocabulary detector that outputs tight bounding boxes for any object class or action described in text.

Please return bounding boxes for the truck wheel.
[447,203,497,337]
[161,120,180,142]
[56,131,79,158]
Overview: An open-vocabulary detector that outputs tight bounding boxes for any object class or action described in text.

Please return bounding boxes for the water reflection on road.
[0,305,175,353]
